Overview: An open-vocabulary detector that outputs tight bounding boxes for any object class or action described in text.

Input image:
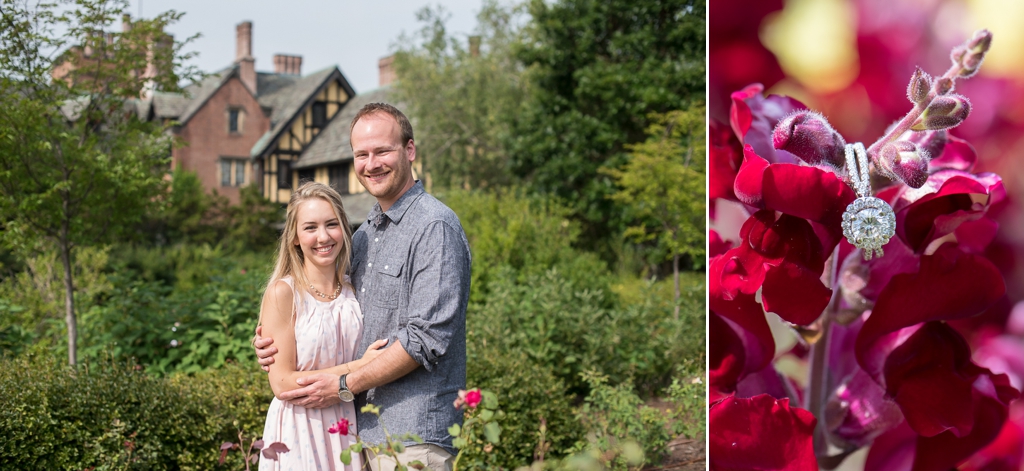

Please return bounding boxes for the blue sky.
[127,0,484,93]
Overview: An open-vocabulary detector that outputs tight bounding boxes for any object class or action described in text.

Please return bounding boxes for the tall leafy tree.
[0,0,199,365]
[391,0,528,190]
[509,0,705,255]
[604,104,705,318]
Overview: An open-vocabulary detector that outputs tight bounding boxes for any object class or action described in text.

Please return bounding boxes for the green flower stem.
[807,245,841,460]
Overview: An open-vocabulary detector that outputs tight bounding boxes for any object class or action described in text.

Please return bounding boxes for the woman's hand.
[358,339,390,367]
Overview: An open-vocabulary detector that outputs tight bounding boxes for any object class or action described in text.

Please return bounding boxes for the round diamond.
[842,196,896,261]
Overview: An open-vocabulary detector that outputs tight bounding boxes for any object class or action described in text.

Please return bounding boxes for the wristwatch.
[338,374,354,402]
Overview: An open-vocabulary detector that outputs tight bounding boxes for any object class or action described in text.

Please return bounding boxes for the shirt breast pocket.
[373,259,405,309]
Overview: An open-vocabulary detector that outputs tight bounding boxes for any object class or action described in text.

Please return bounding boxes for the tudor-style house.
[134,21,406,220]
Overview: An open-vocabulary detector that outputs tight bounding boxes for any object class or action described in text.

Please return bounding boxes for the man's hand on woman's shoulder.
[253,325,277,373]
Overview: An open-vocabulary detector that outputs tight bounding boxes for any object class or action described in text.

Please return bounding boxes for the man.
[254,103,472,471]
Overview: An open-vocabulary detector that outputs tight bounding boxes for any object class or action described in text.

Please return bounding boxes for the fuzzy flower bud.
[877,140,930,188]
[772,110,847,168]
[913,95,971,131]
[958,29,992,78]
[904,129,947,161]
[907,67,931,104]
[935,77,954,95]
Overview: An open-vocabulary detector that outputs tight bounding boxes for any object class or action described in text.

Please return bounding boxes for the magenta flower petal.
[884,322,990,437]
[913,392,1016,471]
[734,145,770,208]
[733,145,856,250]
[959,403,1024,471]
[929,134,977,172]
[954,218,999,254]
[720,210,833,325]
[710,312,746,394]
[710,255,775,377]
[856,244,1005,375]
[760,161,856,244]
[730,84,806,164]
[710,229,733,258]
[828,368,905,448]
[893,170,1003,253]
[865,421,917,471]
[710,119,743,201]
[761,261,831,325]
[709,394,818,471]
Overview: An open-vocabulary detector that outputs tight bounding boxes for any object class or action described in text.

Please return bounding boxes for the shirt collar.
[365,181,425,227]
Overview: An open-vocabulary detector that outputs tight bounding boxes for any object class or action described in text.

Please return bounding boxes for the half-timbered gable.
[249,67,355,203]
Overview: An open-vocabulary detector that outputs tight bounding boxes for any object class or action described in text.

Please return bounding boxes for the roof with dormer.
[292,86,396,169]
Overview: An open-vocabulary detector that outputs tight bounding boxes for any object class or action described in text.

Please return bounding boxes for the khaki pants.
[364,444,454,471]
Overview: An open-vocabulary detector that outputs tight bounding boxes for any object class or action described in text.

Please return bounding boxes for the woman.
[257,182,387,471]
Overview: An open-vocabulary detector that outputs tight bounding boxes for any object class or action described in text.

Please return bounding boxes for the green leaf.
[484,422,501,444]
[482,390,498,410]
[393,441,405,453]
[448,423,461,437]
[341,449,351,465]
[480,409,494,421]
[351,443,362,453]
[452,437,468,449]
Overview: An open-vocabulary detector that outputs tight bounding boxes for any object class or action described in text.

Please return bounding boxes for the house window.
[220,158,246,187]
[297,168,315,185]
[221,160,231,186]
[228,108,243,134]
[311,102,327,129]
[278,160,291,189]
[236,161,245,187]
[329,164,348,194]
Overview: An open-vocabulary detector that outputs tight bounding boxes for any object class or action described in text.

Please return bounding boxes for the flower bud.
[913,95,971,131]
[950,46,967,66]
[878,140,930,188]
[958,29,992,78]
[904,129,947,161]
[935,77,954,95]
[907,67,931,104]
[772,110,847,168]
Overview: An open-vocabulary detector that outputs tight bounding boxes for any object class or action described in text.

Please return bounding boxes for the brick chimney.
[378,55,395,87]
[236,21,256,94]
[273,54,303,75]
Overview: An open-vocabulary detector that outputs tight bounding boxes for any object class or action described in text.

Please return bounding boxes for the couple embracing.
[252,103,471,471]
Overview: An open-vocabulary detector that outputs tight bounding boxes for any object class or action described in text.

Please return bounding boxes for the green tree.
[0,0,199,365]
[604,105,705,318]
[508,0,705,256]
[391,0,527,191]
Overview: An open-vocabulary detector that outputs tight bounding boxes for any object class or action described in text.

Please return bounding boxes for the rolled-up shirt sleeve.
[395,220,471,371]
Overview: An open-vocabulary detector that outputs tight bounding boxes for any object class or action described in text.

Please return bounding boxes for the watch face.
[339,390,355,402]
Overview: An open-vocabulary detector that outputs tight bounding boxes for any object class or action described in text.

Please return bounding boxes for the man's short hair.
[350,103,414,145]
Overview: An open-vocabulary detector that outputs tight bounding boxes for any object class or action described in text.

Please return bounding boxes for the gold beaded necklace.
[309,280,341,300]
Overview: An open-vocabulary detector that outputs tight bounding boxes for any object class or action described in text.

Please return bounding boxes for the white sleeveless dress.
[259,276,364,471]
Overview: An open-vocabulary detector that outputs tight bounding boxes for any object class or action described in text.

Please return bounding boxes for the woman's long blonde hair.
[258,181,353,326]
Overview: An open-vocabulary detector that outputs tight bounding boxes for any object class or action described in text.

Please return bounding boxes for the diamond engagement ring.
[840,142,895,260]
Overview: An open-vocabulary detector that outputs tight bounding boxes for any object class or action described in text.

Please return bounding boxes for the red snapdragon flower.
[710,71,1019,469]
[709,394,817,471]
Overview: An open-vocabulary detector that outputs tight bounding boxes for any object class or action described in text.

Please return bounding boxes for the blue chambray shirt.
[350,181,471,455]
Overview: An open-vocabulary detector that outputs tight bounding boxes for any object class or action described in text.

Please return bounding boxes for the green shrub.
[0,355,273,470]
[441,188,611,304]
[470,266,694,396]
[466,348,581,469]
[572,371,673,470]
[79,262,265,375]
[667,359,706,439]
